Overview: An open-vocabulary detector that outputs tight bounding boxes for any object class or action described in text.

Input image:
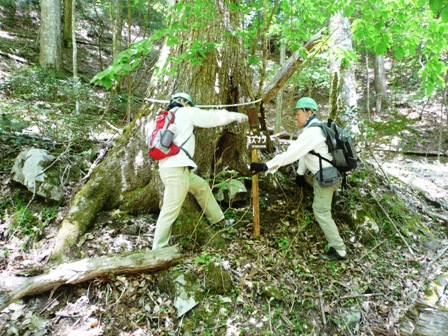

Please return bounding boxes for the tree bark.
[40,0,63,69]
[111,0,124,59]
[63,0,73,47]
[373,54,389,112]
[328,12,358,125]
[274,39,286,134]
[0,246,182,312]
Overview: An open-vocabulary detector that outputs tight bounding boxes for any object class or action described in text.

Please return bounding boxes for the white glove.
[234,113,249,124]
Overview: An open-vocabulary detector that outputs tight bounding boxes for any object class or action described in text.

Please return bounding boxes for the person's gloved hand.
[234,113,249,124]
[250,162,268,175]
[295,174,306,187]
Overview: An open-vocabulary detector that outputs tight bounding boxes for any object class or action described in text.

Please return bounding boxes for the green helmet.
[294,97,318,112]
[170,92,194,106]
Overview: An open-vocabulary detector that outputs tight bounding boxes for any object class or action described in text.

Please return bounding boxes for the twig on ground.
[64,316,83,336]
[315,278,326,325]
[368,190,416,257]
[356,240,386,262]
[412,242,448,303]
[267,297,273,333]
[359,306,376,336]
[340,293,385,300]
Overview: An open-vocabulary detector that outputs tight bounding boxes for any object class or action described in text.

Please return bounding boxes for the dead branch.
[261,28,326,105]
[425,210,448,224]
[0,51,28,64]
[0,246,182,312]
[315,278,327,326]
[340,293,385,300]
[372,148,448,157]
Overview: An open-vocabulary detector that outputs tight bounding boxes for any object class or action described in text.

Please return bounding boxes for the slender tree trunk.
[39,0,63,69]
[274,37,286,134]
[51,0,251,261]
[111,0,124,59]
[373,54,389,113]
[328,12,358,125]
[72,0,80,115]
[439,71,448,160]
[366,54,370,117]
[63,0,73,47]
[125,0,132,122]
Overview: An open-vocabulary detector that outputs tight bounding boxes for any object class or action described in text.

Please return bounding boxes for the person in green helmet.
[151,92,248,250]
[250,97,348,262]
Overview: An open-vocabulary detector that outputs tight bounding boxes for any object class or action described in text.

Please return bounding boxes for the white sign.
[247,131,267,149]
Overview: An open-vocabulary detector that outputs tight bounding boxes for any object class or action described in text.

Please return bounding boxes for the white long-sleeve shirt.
[158,106,245,170]
[266,118,333,175]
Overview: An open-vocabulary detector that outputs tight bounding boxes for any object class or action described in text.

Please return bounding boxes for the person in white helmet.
[250,97,347,262]
[152,92,248,250]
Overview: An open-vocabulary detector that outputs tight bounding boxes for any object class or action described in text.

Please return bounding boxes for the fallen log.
[0,246,182,312]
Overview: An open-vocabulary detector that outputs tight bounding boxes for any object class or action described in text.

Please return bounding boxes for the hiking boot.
[318,247,348,262]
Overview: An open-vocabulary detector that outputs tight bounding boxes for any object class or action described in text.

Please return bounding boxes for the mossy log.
[0,246,182,312]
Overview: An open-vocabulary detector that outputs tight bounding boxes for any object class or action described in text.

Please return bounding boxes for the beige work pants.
[305,171,346,255]
[152,167,224,250]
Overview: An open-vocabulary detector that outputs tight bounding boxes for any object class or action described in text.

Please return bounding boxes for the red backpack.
[148,107,192,160]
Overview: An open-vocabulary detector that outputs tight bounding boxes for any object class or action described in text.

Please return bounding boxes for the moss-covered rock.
[204,262,233,295]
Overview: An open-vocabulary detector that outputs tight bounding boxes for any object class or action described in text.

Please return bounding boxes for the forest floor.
[1,20,448,336]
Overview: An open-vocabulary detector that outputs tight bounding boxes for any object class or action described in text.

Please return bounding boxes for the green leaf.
[394,47,404,60]
[429,0,443,13]
[442,7,448,21]
[343,6,354,18]
[101,78,112,90]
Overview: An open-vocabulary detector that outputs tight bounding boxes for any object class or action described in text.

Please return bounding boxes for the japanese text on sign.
[247,131,267,149]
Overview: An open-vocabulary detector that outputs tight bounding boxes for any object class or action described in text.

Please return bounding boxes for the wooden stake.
[251,147,260,237]
[246,105,261,237]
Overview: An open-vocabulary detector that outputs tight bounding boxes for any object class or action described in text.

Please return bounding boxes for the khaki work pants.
[305,170,346,255]
[152,167,224,250]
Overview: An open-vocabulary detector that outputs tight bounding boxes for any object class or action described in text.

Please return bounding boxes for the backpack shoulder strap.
[308,121,323,129]
[169,106,194,160]
[309,120,335,166]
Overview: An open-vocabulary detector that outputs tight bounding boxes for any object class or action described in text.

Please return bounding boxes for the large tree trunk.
[328,12,358,126]
[39,0,63,69]
[51,0,251,261]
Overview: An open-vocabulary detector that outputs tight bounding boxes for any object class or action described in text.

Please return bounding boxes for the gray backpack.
[310,119,358,188]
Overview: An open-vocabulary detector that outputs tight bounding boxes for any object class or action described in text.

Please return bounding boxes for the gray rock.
[11,148,63,202]
[173,274,200,317]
